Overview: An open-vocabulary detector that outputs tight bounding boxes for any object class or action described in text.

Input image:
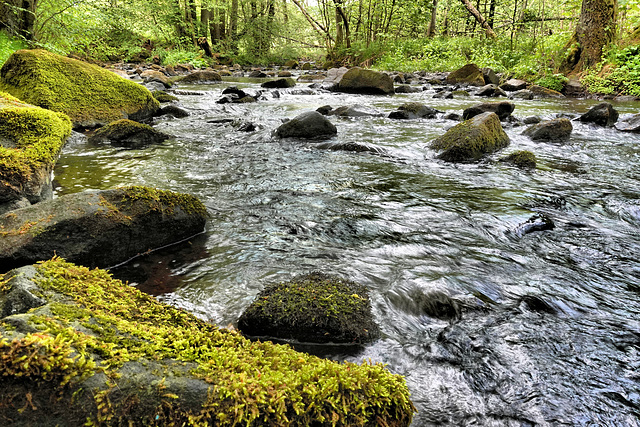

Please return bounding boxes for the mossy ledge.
[0,258,416,426]
[0,92,71,206]
[0,49,159,127]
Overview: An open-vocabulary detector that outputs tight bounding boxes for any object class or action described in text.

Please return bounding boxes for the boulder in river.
[528,84,565,99]
[0,92,71,211]
[261,77,296,89]
[178,70,222,83]
[476,84,508,97]
[157,104,190,118]
[336,67,394,95]
[0,49,159,128]
[615,113,640,132]
[388,102,438,120]
[275,111,337,139]
[446,63,485,86]
[522,118,573,142]
[578,102,619,127]
[500,78,528,91]
[87,119,170,148]
[0,259,415,426]
[388,288,461,321]
[0,186,208,272]
[238,272,380,343]
[394,85,422,94]
[499,150,537,169]
[463,101,515,121]
[139,69,171,88]
[430,112,510,162]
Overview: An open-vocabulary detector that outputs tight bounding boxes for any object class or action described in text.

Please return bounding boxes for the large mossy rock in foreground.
[0,186,207,272]
[0,259,415,426]
[238,273,380,343]
[336,67,394,95]
[431,112,509,162]
[0,92,71,211]
[0,49,159,127]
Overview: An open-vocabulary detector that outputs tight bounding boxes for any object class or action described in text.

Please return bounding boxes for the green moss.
[0,258,415,425]
[0,49,159,125]
[119,185,208,218]
[151,91,179,103]
[499,150,537,169]
[0,92,71,191]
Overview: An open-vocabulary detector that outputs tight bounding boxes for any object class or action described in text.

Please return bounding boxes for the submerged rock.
[430,112,509,162]
[336,67,394,95]
[275,111,337,139]
[463,101,515,121]
[327,105,381,117]
[522,118,573,141]
[389,288,461,321]
[578,102,619,127]
[446,63,485,86]
[499,150,537,169]
[88,119,170,147]
[388,102,438,120]
[515,213,555,235]
[528,85,565,99]
[0,93,71,210]
[0,49,159,127]
[0,259,415,426]
[238,272,380,343]
[0,186,207,271]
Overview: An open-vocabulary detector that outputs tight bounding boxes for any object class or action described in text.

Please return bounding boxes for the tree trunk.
[229,0,238,52]
[561,0,617,73]
[200,8,210,38]
[1,0,37,40]
[460,0,497,38]
[427,0,438,37]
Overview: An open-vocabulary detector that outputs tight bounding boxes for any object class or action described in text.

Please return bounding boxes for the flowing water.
[54,77,640,426]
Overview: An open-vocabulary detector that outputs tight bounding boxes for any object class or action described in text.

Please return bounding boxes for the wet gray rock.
[463,101,515,121]
[523,118,573,141]
[515,213,555,235]
[395,85,422,94]
[446,63,485,86]
[388,102,438,120]
[261,78,296,89]
[477,84,508,97]
[482,67,500,85]
[578,102,619,127]
[157,105,189,118]
[615,113,640,132]
[321,67,349,91]
[510,89,534,100]
[275,111,337,139]
[500,79,528,91]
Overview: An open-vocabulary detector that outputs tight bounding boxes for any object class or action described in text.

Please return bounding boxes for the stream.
[54,76,640,426]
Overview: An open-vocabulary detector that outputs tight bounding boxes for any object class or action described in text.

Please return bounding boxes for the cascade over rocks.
[275,111,337,139]
[523,118,573,141]
[446,63,485,86]
[431,112,510,162]
[0,49,159,127]
[238,272,380,343]
[336,67,395,95]
[0,259,415,426]
[463,101,515,121]
[0,186,208,272]
[326,105,381,117]
[578,102,619,127]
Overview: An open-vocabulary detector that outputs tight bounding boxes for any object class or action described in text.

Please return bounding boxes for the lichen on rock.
[0,49,159,127]
[0,258,416,426]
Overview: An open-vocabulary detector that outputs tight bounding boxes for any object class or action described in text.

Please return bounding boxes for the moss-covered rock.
[336,68,394,95]
[0,258,415,426]
[446,63,485,86]
[0,49,160,128]
[528,84,565,99]
[88,119,170,148]
[260,77,296,89]
[430,112,510,162]
[178,70,222,84]
[238,272,380,343]
[522,118,572,141]
[499,150,537,169]
[275,111,337,139]
[0,92,71,208]
[0,186,207,272]
[151,90,179,103]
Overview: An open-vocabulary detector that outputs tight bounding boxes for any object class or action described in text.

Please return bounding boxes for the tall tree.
[562,0,617,72]
[1,0,37,40]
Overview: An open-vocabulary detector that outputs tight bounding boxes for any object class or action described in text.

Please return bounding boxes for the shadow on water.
[54,79,640,426]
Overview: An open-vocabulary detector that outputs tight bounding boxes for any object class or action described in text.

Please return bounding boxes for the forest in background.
[0,0,639,95]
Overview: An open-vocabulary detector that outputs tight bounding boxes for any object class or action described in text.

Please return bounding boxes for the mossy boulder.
[0,49,160,128]
[0,258,416,426]
[0,186,207,272]
[238,272,380,343]
[151,90,179,103]
[275,111,337,139]
[499,150,537,169]
[528,84,565,99]
[463,101,515,121]
[430,112,510,162]
[0,92,72,209]
[522,118,573,141]
[336,68,394,95]
[446,63,485,86]
[178,70,222,84]
[87,119,170,148]
[260,77,296,89]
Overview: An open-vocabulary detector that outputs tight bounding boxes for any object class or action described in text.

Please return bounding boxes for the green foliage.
[582,45,640,96]
[154,47,211,68]
[535,73,569,91]
[0,31,28,67]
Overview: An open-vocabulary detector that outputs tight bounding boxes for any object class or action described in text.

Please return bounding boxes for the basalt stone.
[336,67,394,95]
[88,119,170,148]
[500,78,528,91]
[615,113,640,132]
[275,111,337,139]
[463,101,515,121]
[430,112,509,162]
[446,63,485,86]
[0,186,208,272]
[523,118,572,141]
[578,102,619,127]
[238,272,380,343]
[388,102,438,120]
[261,77,296,89]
